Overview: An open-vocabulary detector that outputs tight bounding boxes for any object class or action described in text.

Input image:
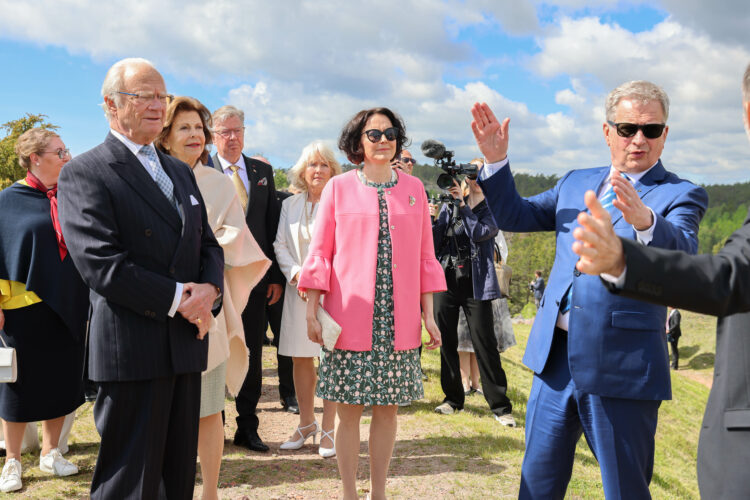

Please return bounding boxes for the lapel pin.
[409,195,416,206]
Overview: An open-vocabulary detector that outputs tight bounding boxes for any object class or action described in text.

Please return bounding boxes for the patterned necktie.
[229,165,249,210]
[560,172,629,314]
[139,145,177,209]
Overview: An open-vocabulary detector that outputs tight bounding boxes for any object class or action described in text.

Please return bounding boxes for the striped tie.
[139,145,177,210]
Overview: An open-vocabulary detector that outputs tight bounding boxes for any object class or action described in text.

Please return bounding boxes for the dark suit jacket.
[607,217,750,499]
[212,154,283,285]
[432,198,502,301]
[479,160,708,400]
[58,133,224,382]
[667,309,681,340]
[531,277,545,300]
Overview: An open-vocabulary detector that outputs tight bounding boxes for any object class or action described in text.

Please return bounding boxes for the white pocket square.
[190,194,200,206]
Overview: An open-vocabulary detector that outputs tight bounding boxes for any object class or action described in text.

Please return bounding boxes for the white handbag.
[0,334,17,383]
[317,307,342,351]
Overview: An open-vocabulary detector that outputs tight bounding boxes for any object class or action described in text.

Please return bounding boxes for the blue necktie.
[139,145,177,210]
[559,172,629,314]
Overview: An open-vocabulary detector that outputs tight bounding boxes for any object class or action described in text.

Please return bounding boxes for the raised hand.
[572,191,626,276]
[470,102,510,164]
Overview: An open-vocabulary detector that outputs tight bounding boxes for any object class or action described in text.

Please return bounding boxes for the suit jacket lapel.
[104,134,182,232]
[244,154,259,216]
[288,194,304,265]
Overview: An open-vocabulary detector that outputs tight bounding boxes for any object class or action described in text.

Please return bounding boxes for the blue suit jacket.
[479,160,708,400]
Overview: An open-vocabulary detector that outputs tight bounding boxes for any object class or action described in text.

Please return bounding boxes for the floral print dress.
[316,169,423,406]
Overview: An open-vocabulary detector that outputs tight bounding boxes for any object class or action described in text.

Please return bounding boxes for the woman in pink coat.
[299,107,445,500]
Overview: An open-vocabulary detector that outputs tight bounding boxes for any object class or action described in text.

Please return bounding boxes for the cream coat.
[273,192,322,357]
[194,165,271,395]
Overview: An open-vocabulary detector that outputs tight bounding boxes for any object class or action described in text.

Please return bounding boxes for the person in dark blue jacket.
[432,160,515,426]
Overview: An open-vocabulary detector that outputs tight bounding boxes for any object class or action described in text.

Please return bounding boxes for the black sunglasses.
[363,127,398,143]
[607,120,666,139]
[400,157,416,164]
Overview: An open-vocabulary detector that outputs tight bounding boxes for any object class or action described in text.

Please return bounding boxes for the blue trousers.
[519,331,660,500]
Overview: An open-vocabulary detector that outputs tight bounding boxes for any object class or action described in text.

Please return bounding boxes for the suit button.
[145,229,152,237]
[169,267,176,275]
[145,309,153,316]
[387,190,392,195]
[573,269,581,277]
[151,311,156,318]
[391,225,395,230]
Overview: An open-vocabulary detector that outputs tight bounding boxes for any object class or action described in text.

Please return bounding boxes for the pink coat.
[298,169,446,351]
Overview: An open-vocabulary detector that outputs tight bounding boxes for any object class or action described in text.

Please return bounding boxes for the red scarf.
[25,170,67,261]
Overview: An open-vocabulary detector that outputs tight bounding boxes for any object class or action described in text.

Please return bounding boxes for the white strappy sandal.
[280,421,319,450]
[318,428,336,458]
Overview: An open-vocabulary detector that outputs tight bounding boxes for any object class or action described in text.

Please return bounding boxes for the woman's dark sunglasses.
[607,121,666,139]
[363,127,398,143]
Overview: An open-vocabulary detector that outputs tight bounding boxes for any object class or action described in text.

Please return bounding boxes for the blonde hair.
[288,141,342,191]
[15,128,60,170]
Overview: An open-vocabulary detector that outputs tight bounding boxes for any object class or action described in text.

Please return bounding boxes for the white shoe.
[280,421,319,450]
[494,413,517,427]
[318,428,336,458]
[0,458,22,493]
[434,402,461,415]
[39,448,78,476]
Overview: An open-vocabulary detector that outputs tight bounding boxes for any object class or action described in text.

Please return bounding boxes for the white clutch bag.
[317,306,342,351]
[0,334,18,383]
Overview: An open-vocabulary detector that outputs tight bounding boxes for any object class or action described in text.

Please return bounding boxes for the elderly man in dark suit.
[573,62,750,500]
[210,106,288,452]
[57,58,224,500]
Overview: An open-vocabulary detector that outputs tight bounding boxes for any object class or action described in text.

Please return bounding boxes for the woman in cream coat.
[274,141,342,458]
[156,96,270,500]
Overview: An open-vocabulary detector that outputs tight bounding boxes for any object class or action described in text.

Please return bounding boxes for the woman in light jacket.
[299,107,445,500]
[274,141,342,457]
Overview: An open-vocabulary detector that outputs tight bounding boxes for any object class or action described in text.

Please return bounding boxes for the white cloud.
[527,16,750,183]
[1,0,749,184]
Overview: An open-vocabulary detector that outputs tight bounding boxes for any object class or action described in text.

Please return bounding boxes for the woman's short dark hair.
[338,107,409,165]
[155,96,213,165]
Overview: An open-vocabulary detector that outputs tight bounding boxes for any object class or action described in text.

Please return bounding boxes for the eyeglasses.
[117,91,174,105]
[607,121,666,139]
[363,127,398,143]
[40,148,71,159]
[399,157,416,164]
[214,127,245,139]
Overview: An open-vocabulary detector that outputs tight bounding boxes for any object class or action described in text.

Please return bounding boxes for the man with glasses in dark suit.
[57,58,224,500]
[211,106,290,452]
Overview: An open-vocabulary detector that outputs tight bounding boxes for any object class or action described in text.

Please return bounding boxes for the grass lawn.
[3,312,715,499]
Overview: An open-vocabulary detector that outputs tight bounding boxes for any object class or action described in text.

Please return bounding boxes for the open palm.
[470,102,510,164]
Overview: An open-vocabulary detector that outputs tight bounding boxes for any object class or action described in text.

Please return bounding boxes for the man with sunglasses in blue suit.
[470,80,708,499]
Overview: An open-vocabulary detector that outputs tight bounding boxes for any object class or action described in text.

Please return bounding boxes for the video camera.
[420,139,478,190]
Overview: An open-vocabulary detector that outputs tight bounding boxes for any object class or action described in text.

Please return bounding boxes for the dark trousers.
[266,287,295,399]
[434,268,512,415]
[236,282,268,432]
[519,330,660,500]
[668,337,680,369]
[90,373,201,500]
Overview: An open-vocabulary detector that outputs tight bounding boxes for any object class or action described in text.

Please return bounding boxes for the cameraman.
[431,159,515,426]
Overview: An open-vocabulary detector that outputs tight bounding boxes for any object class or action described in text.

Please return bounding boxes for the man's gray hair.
[743,62,750,103]
[213,105,245,125]
[605,80,670,122]
[100,57,157,119]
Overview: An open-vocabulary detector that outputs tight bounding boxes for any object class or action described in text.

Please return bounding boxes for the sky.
[1,0,749,185]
